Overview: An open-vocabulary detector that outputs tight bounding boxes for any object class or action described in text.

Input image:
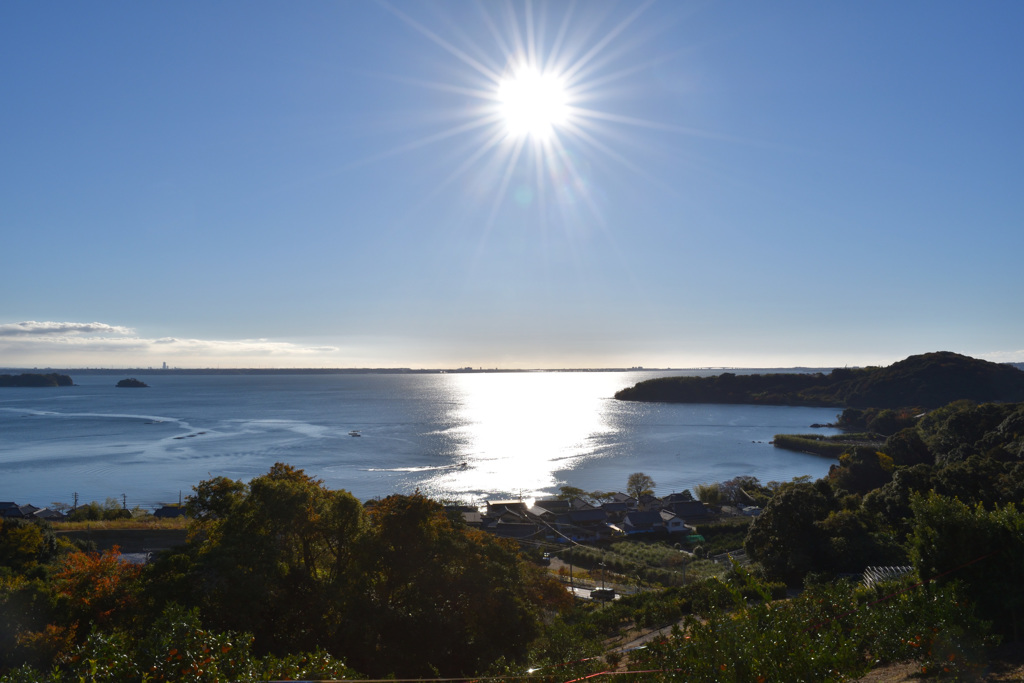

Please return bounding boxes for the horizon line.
[2,365,842,373]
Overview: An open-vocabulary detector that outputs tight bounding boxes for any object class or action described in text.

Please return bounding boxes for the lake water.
[0,371,842,510]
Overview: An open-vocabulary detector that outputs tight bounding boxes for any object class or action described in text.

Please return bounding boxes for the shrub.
[631,579,994,682]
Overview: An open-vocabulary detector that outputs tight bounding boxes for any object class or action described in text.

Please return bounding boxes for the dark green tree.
[882,427,933,467]
[831,447,893,495]
[154,464,564,678]
[744,480,837,584]
[908,492,1024,638]
[177,464,366,655]
[0,519,57,574]
[861,463,935,532]
[919,401,1014,465]
[353,493,568,677]
[934,454,1006,508]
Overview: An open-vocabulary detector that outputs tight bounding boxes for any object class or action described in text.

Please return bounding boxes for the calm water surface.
[0,372,842,509]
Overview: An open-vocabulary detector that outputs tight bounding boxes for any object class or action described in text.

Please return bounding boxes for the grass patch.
[558,541,690,587]
[56,516,189,531]
[773,432,884,458]
[692,517,752,556]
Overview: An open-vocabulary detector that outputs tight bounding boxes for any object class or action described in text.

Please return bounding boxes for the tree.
[66,498,130,522]
[13,547,143,666]
[352,493,568,677]
[861,463,935,531]
[694,483,722,506]
[934,454,1006,508]
[13,603,361,682]
[908,492,1024,638]
[51,547,142,632]
[815,509,904,573]
[0,519,57,573]
[919,401,1014,465]
[160,463,565,678]
[626,472,656,499]
[179,463,365,655]
[831,447,894,495]
[883,427,933,467]
[744,480,837,584]
[557,485,588,500]
[716,476,771,506]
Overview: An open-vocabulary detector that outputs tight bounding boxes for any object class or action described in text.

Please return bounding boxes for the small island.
[0,372,73,387]
[116,378,149,388]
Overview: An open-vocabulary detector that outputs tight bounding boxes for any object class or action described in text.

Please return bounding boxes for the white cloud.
[0,321,136,337]
[145,337,340,357]
[0,321,343,367]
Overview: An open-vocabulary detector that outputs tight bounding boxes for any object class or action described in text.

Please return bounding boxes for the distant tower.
[162,362,168,370]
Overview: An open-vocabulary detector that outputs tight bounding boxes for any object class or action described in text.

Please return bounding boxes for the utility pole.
[73,492,78,510]
[568,545,574,592]
[122,493,127,509]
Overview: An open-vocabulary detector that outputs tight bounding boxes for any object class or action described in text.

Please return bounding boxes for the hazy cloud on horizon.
[0,321,136,337]
[0,320,342,367]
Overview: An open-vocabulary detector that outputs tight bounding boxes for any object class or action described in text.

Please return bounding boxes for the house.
[659,510,691,535]
[606,492,637,508]
[447,505,485,528]
[485,499,529,517]
[533,498,570,515]
[567,509,613,539]
[492,520,542,540]
[528,504,559,522]
[0,503,40,519]
[493,509,529,524]
[567,509,609,526]
[153,504,186,519]
[545,509,614,542]
[33,508,66,522]
[600,501,629,523]
[569,497,597,511]
[620,510,664,535]
[663,500,713,521]
[636,494,663,511]
[737,504,762,517]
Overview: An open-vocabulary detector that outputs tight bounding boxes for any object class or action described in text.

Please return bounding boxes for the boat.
[349,430,361,437]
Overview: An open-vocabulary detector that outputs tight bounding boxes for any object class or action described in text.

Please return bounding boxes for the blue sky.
[2,1,1021,369]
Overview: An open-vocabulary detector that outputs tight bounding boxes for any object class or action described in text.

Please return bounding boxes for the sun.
[373,1,682,230]
[496,66,569,141]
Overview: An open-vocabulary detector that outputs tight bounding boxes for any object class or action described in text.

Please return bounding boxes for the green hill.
[614,352,1024,409]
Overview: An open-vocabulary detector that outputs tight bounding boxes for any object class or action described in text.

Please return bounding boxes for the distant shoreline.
[3,363,1020,376]
[0,366,835,376]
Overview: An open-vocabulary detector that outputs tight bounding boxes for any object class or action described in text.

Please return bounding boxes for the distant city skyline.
[3,2,1022,370]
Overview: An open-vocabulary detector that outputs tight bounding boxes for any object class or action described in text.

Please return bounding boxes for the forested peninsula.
[614,351,1024,409]
[0,373,73,387]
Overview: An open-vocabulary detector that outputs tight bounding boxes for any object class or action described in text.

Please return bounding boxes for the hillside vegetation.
[5,360,1024,680]
[0,373,73,387]
[614,351,1024,409]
